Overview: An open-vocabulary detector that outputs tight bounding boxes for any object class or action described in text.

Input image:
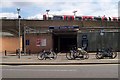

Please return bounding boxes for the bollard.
[28,50,31,55]
[18,49,20,58]
[16,49,18,55]
[5,50,7,56]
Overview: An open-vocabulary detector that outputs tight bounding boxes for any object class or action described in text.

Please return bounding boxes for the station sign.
[49,26,79,30]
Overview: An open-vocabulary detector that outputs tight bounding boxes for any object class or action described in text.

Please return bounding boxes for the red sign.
[36,39,41,46]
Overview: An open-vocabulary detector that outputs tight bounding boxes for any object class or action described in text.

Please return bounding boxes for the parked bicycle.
[37,49,57,60]
[66,47,89,60]
[96,48,117,59]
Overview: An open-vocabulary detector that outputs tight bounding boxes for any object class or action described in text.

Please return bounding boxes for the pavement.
[0,52,119,65]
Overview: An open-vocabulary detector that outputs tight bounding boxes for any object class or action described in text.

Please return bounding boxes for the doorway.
[53,31,77,53]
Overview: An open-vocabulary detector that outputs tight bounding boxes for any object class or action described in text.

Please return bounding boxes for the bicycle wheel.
[66,52,73,60]
[37,53,45,60]
[84,52,89,59]
[52,52,57,59]
[111,52,117,59]
[96,52,103,59]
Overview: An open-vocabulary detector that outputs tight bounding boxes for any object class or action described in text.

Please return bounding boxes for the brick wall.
[25,33,53,53]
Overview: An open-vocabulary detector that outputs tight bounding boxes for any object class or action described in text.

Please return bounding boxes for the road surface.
[1,64,119,78]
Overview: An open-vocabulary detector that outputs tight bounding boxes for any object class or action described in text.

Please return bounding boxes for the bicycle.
[37,49,57,60]
[96,48,117,59]
[66,48,89,60]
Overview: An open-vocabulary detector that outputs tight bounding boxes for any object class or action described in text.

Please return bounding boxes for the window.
[94,17,102,21]
[75,16,82,20]
[53,16,63,20]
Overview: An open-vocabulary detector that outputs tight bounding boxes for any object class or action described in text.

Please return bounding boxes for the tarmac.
[0,52,119,65]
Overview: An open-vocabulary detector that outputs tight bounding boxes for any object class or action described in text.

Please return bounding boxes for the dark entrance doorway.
[53,31,77,53]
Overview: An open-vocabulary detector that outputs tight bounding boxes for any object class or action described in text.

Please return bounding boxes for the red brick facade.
[25,33,53,53]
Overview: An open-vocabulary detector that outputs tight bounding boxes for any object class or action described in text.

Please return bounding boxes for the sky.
[0,0,120,19]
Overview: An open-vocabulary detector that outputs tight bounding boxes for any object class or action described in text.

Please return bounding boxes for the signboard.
[36,39,41,46]
[26,40,30,45]
[41,39,46,46]
[36,38,46,46]
[49,26,79,30]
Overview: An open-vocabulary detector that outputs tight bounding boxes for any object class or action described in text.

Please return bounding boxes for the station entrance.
[53,31,77,53]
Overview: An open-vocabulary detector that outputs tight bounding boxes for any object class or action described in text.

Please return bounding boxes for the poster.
[36,38,46,46]
[36,39,41,46]
[41,39,46,46]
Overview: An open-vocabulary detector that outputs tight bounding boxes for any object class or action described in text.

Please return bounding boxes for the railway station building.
[1,15,120,53]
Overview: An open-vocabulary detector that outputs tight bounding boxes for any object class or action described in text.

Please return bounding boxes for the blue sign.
[49,26,79,30]
[26,40,30,45]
